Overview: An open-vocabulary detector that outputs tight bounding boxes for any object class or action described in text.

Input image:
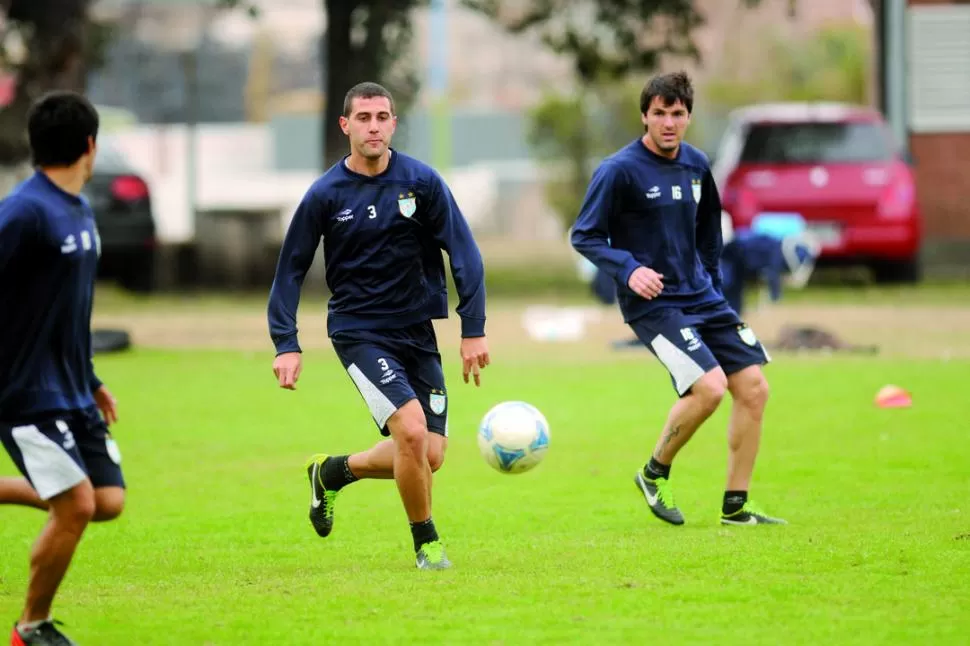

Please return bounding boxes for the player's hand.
[273,352,303,390]
[93,385,118,426]
[461,336,490,387]
[627,266,664,300]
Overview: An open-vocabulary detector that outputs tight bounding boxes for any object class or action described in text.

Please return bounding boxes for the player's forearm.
[571,230,642,285]
[449,248,487,338]
[267,228,318,354]
[267,276,304,354]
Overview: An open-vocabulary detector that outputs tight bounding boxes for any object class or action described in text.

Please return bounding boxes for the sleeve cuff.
[460,317,486,338]
[621,257,642,287]
[89,374,103,392]
[273,333,302,355]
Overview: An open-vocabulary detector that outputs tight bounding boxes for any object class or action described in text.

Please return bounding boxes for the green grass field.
[2,346,969,644]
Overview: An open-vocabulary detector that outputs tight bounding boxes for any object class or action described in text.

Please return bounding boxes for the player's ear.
[338,116,350,135]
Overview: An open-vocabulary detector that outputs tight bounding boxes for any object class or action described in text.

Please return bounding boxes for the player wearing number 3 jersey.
[267,81,490,570]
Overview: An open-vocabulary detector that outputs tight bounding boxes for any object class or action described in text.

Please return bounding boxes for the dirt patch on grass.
[93,299,970,361]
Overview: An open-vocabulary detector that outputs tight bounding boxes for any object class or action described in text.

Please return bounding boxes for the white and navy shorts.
[630,300,771,397]
[1,406,125,500]
[330,321,448,438]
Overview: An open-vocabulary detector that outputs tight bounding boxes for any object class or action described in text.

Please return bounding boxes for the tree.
[705,23,872,109]
[0,0,98,192]
[320,1,425,169]
[527,78,712,231]
[460,0,705,85]
[461,0,710,231]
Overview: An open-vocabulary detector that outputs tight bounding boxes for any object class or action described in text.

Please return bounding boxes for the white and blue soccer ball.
[477,401,550,474]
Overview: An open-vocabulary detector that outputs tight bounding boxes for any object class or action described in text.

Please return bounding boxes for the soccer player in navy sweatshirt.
[571,72,785,526]
[0,92,125,646]
[267,82,489,569]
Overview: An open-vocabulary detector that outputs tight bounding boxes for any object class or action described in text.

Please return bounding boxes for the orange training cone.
[875,384,912,409]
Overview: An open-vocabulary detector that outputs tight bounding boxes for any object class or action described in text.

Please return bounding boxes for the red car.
[711,102,921,283]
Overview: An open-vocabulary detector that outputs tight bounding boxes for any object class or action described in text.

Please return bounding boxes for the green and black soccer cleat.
[11,620,77,646]
[634,471,685,525]
[415,541,451,570]
[305,454,339,538]
[720,501,787,526]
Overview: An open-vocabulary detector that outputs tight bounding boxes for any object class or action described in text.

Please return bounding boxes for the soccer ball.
[477,401,550,474]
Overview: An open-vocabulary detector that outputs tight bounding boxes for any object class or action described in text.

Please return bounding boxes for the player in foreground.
[571,72,786,526]
[0,92,126,646]
[267,82,490,569]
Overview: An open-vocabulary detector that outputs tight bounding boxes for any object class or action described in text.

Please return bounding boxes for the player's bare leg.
[304,428,445,538]
[652,368,728,464]
[384,401,432,519]
[381,400,449,568]
[720,365,786,525]
[635,368,727,525]
[724,365,769,491]
[1,478,125,523]
[347,434,446,479]
[0,477,47,511]
[19,481,95,627]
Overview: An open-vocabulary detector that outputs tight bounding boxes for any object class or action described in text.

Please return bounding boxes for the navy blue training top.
[268,149,487,353]
[0,172,102,420]
[571,139,725,323]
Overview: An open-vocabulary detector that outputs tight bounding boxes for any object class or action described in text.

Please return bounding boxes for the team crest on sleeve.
[691,178,702,203]
[398,191,417,218]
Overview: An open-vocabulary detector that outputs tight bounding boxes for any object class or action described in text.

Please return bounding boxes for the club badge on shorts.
[429,390,447,415]
[106,436,122,464]
[738,325,758,346]
[398,191,417,218]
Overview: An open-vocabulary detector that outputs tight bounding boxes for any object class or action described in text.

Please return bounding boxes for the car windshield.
[739,122,894,164]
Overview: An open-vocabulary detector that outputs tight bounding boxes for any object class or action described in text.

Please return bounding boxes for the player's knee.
[693,371,728,412]
[393,422,430,458]
[50,484,96,530]
[427,444,445,472]
[741,375,770,413]
[93,488,125,522]
[732,368,770,414]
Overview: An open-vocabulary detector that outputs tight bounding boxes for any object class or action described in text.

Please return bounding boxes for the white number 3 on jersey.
[368,205,377,219]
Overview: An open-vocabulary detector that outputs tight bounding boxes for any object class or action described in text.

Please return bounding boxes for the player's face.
[339,96,397,160]
[641,97,691,155]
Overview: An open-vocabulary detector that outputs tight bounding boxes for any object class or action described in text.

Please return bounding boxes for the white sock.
[17,618,50,634]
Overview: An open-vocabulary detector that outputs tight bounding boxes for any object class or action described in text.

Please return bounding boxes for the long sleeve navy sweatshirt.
[571,139,724,323]
[268,150,487,354]
[0,172,102,420]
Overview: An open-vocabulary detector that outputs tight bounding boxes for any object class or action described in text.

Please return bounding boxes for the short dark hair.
[27,90,99,167]
[640,71,694,114]
[343,82,396,117]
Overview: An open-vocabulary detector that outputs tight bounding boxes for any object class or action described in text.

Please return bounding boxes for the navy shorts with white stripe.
[330,321,448,437]
[629,299,770,396]
[0,406,125,500]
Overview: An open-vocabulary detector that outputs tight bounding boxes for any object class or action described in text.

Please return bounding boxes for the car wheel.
[119,252,156,293]
[872,258,921,284]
